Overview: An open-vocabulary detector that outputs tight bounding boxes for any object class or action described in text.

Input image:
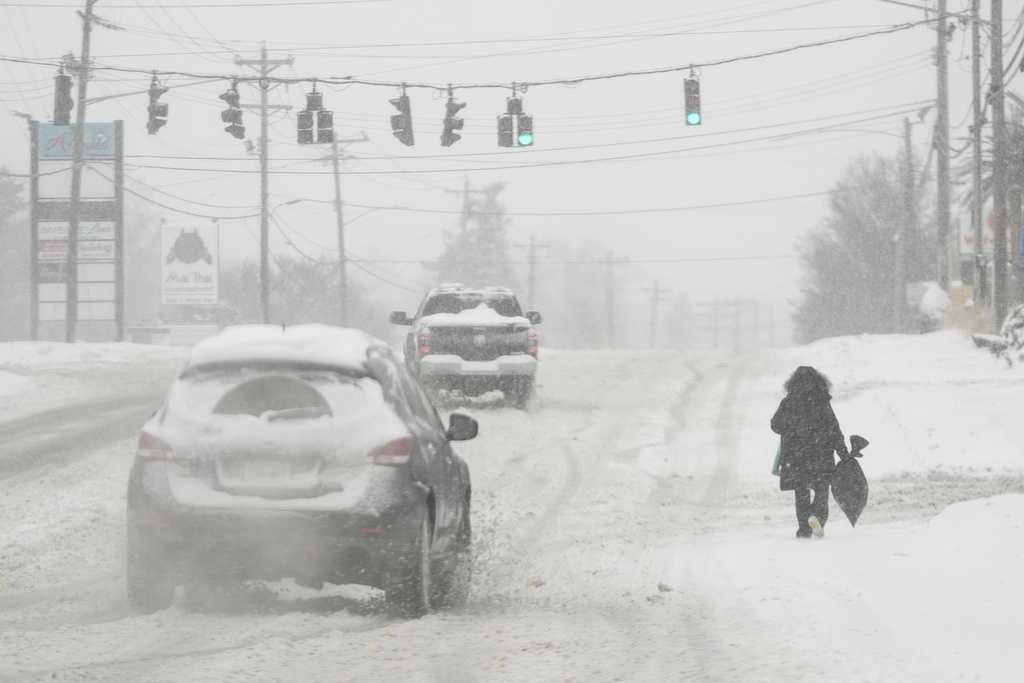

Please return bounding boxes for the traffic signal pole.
[235,43,293,323]
[66,0,98,342]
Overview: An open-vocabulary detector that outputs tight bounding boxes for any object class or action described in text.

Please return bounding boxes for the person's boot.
[808,515,824,538]
[796,526,812,539]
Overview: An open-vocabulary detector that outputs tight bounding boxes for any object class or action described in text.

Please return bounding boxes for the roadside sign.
[37,123,116,160]
[30,120,123,341]
[161,224,220,305]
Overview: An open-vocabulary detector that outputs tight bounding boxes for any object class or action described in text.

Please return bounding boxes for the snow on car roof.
[186,324,384,372]
[419,303,531,327]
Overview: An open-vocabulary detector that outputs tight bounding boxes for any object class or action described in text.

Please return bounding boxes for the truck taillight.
[136,431,173,460]
[368,437,413,466]
[417,328,432,355]
[527,328,539,357]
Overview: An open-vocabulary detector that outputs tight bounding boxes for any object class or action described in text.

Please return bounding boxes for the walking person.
[771,366,849,538]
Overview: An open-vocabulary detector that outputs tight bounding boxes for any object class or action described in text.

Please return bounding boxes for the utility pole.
[991,0,1009,328]
[971,0,986,306]
[935,0,952,291]
[323,133,367,327]
[731,299,742,353]
[236,43,293,323]
[602,253,625,349]
[643,281,669,349]
[331,137,346,325]
[65,0,98,342]
[711,298,721,349]
[513,234,551,310]
[897,117,915,333]
[444,177,483,237]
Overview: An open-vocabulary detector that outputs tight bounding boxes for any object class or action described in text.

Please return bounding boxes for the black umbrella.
[831,435,869,527]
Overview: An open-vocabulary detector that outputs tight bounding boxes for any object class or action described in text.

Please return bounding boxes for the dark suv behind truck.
[390,284,542,408]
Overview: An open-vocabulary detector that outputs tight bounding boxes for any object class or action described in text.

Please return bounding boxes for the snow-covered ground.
[0,332,1021,681]
[0,341,187,421]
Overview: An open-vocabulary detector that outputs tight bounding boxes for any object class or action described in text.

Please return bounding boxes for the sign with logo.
[161,224,219,305]
[30,120,123,341]
[36,221,117,268]
[37,123,116,160]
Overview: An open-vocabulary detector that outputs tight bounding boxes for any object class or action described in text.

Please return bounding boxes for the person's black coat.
[771,391,848,491]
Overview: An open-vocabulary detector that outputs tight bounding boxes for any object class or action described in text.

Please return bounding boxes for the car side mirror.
[447,411,478,442]
[390,311,412,326]
[526,311,543,325]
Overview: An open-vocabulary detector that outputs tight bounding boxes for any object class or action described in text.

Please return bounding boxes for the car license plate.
[243,460,290,481]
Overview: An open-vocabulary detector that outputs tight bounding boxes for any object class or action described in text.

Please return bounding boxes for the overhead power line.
[0,18,938,92]
[0,1,389,7]
[335,192,829,217]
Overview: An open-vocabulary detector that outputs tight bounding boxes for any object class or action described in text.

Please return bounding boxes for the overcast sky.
[2,0,1021,330]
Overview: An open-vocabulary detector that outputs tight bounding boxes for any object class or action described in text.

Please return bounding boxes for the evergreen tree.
[433,182,515,287]
[0,171,28,340]
[795,154,936,343]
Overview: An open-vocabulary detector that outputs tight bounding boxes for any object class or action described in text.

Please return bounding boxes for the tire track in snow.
[0,390,163,480]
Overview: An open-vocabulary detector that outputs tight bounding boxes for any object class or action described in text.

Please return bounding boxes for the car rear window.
[166,367,383,421]
[421,292,523,317]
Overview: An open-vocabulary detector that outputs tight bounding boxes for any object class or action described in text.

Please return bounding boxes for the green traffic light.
[686,112,702,125]
[517,131,534,146]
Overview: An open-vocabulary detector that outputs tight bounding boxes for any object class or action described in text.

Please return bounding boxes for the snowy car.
[390,284,542,408]
[125,324,477,617]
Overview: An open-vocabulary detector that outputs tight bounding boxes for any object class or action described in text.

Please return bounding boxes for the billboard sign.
[161,224,219,305]
[37,123,116,160]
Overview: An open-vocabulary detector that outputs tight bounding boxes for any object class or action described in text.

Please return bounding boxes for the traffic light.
[297,110,314,144]
[441,95,465,147]
[317,110,334,143]
[517,114,534,146]
[389,93,414,146]
[684,78,701,126]
[220,82,245,139]
[146,74,168,135]
[53,69,73,125]
[498,114,514,147]
[297,87,333,145]
[497,96,534,147]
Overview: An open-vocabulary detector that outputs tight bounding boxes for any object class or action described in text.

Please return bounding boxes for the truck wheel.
[385,510,433,618]
[509,378,535,410]
[126,514,176,612]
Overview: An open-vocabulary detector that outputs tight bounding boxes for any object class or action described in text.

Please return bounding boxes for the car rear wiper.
[260,406,331,422]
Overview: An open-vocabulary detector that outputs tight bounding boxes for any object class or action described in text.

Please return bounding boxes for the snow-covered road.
[1,340,1022,682]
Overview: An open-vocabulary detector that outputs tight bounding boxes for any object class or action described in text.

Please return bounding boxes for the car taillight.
[136,431,173,460]
[368,437,413,466]
[417,328,432,355]
[527,328,539,357]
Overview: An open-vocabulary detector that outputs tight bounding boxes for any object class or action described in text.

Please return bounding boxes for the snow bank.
[0,371,34,398]
[0,342,188,421]
[0,341,186,372]
[762,331,1024,477]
